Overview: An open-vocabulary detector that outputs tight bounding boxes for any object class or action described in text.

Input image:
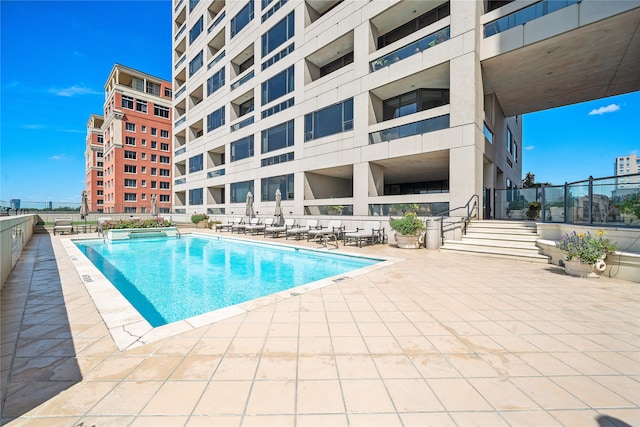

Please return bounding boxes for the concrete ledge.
[107,227,179,240]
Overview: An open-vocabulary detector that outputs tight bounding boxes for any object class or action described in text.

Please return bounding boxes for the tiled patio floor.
[1,231,638,426]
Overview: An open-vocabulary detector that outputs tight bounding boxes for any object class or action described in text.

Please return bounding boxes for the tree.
[522,172,536,188]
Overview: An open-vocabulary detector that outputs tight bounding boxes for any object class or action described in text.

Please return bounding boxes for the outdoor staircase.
[440,220,550,263]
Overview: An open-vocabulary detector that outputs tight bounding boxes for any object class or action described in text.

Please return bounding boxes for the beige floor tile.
[296,414,349,427]
[297,336,333,355]
[363,336,404,354]
[511,377,588,409]
[189,337,233,355]
[297,355,338,380]
[449,412,510,426]
[584,351,640,375]
[255,355,298,380]
[10,417,84,426]
[241,414,295,426]
[445,354,500,377]
[267,322,299,337]
[332,336,369,354]
[479,352,540,377]
[399,412,455,426]
[211,355,259,380]
[335,355,379,379]
[298,322,329,337]
[516,352,579,376]
[548,409,602,426]
[170,355,221,380]
[226,337,265,355]
[245,380,296,415]
[193,380,252,415]
[262,337,298,355]
[83,355,146,380]
[591,375,640,406]
[87,381,162,416]
[347,413,402,426]
[427,378,493,411]
[75,416,136,427]
[328,322,360,337]
[296,380,345,414]
[592,409,640,427]
[140,380,207,415]
[469,378,539,410]
[409,354,462,379]
[499,410,564,426]
[385,378,443,411]
[372,355,420,379]
[551,376,636,408]
[341,379,395,413]
[152,337,200,355]
[127,355,183,380]
[186,415,242,426]
[129,416,189,426]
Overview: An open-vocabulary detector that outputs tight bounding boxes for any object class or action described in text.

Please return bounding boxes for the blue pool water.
[75,235,380,327]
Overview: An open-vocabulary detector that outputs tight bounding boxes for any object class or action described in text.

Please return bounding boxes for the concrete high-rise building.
[172,0,639,218]
[615,153,640,188]
[85,64,173,214]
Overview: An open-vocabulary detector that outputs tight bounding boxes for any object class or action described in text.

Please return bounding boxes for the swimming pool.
[74,235,381,327]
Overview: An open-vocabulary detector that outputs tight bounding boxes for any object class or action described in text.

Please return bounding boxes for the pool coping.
[61,233,401,351]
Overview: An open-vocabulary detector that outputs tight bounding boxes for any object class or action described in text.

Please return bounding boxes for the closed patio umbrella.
[245,191,254,220]
[80,191,89,230]
[150,194,158,217]
[274,188,283,226]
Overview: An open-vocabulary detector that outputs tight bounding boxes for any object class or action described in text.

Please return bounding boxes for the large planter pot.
[393,233,420,249]
[563,259,597,278]
[196,220,209,228]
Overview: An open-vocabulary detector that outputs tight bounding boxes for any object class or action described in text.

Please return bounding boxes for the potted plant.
[526,201,541,220]
[389,212,426,249]
[191,213,210,228]
[555,230,617,277]
[616,194,640,224]
[208,220,221,229]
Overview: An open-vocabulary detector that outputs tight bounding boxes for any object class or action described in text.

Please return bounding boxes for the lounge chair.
[53,218,73,235]
[245,217,273,235]
[343,222,383,247]
[308,220,343,242]
[286,219,320,240]
[216,218,242,232]
[233,217,256,234]
[264,218,295,238]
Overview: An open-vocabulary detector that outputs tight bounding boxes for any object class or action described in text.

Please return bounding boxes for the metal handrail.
[438,194,479,244]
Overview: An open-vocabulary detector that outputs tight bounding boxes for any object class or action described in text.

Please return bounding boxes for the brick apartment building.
[85,64,173,214]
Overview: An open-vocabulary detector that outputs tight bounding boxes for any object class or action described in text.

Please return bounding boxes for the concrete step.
[467,220,537,230]
[443,240,543,256]
[440,245,551,263]
[458,236,540,248]
[465,229,540,239]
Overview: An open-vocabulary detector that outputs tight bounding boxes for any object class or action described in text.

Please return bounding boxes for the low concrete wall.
[536,223,640,283]
[0,215,37,289]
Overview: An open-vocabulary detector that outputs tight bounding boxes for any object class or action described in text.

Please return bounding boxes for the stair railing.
[437,194,479,245]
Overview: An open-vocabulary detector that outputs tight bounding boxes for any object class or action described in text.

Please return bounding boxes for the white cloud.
[22,124,45,129]
[50,154,66,160]
[49,85,100,97]
[588,104,620,115]
[524,145,535,150]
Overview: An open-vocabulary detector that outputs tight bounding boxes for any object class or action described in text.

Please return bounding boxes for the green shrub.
[389,212,425,236]
[101,218,171,230]
[191,213,209,224]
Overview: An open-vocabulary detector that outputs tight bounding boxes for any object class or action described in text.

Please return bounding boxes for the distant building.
[85,64,173,214]
[9,199,20,210]
[615,153,640,188]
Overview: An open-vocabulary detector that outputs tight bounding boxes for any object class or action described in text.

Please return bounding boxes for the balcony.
[369,115,449,144]
[484,0,580,38]
[230,70,254,91]
[370,27,450,72]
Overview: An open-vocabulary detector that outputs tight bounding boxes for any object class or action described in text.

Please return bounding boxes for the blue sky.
[1,1,638,205]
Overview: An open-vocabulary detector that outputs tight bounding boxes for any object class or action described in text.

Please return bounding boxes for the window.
[239,98,254,117]
[164,88,172,98]
[189,188,204,205]
[97,162,103,167]
[124,193,136,201]
[207,106,225,132]
[124,179,137,187]
[121,95,133,109]
[320,51,353,77]
[189,50,204,76]
[160,130,169,138]
[151,128,157,136]
[483,123,493,144]
[160,155,170,164]
[513,142,518,162]
[189,0,199,11]
[262,0,274,8]
[378,2,450,48]
[239,55,254,74]
[207,67,225,96]
[261,0,287,22]
[124,165,137,173]
[230,180,254,203]
[154,104,170,118]
[231,135,254,161]
[160,194,170,202]
[142,125,147,133]
[507,128,513,154]
[189,15,204,44]
[151,181,157,188]
[151,141,157,149]
[151,167,157,175]
[262,120,294,153]
[261,97,294,119]
[97,190,103,195]
[124,207,137,213]
[125,136,136,146]
[97,171,103,177]
[136,99,147,113]
[159,181,170,189]
[160,143,170,151]
[97,180,104,186]
[146,81,160,96]
[261,174,294,201]
[262,66,294,105]
[261,151,294,167]
[141,180,146,187]
[382,89,449,121]
[141,166,147,173]
[124,150,137,159]
[97,152,103,158]
[160,169,170,176]
[231,1,254,38]
[189,154,203,172]
[304,98,353,141]
[151,154,157,162]
[125,122,136,132]
[262,11,294,56]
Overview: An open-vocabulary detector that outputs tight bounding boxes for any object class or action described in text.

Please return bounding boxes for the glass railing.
[369,115,449,144]
[303,204,354,216]
[207,169,226,178]
[261,43,294,71]
[230,70,254,91]
[174,178,187,185]
[369,203,450,217]
[207,50,225,70]
[174,147,186,156]
[175,24,186,41]
[174,117,186,127]
[174,85,187,99]
[175,54,187,70]
[484,0,580,38]
[208,10,226,34]
[174,0,184,12]
[230,116,254,132]
[207,207,226,214]
[370,27,450,72]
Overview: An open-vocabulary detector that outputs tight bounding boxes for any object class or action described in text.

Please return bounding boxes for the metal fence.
[493,173,640,227]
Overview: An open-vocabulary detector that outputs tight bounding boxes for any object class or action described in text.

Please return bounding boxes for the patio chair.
[264,218,295,238]
[245,217,273,235]
[286,219,320,240]
[233,217,256,234]
[53,218,73,235]
[308,220,343,242]
[217,218,242,232]
[343,222,383,247]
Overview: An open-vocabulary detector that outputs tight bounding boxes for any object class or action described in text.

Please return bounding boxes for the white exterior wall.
[172,0,522,218]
